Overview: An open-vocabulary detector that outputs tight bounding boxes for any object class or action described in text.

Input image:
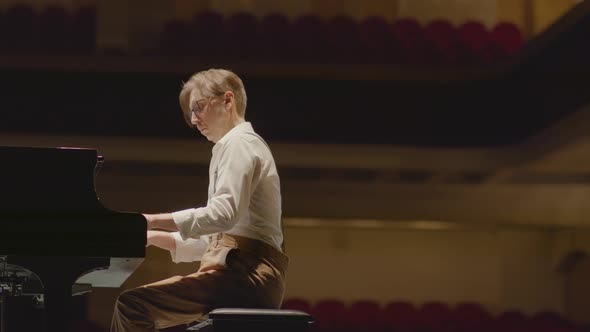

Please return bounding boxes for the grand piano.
[0,146,147,331]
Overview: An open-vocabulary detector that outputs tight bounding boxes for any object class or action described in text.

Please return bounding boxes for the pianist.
[111,69,288,332]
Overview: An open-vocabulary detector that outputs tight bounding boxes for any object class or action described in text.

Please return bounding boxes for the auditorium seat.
[259,13,291,61]
[290,14,328,63]
[2,4,36,53]
[282,297,313,313]
[258,298,584,332]
[159,19,192,55]
[457,21,495,64]
[383,301,419,332]
[453,302,492,332]
[326,15,361,64]
[418,301,453,332]
[191,11,225,57]
[494,310,529,331]
[347,300,385,332]
[225,12,259,61]
[425,19,460,65]
[359,16,397,64]
[70,6,96,53]
[37,6,71,53]
[310,299,347,332]
[491,22,523,58]
[392,18,429,65]
[531,311,571,330]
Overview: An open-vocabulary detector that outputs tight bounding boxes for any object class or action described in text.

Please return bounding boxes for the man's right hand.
[141,213,177,231]
[147,230,176,251]
[142,213,155,230]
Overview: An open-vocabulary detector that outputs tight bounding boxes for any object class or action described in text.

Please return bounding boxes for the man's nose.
[191,112,200,124]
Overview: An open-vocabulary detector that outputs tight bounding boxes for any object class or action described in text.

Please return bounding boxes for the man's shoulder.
[225,130,267,145]
[217,133,258,155]
[221,132,274,160]
[224,132,255,144]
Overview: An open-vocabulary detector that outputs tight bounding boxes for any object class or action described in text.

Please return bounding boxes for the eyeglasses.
[188,92,225,120]
[190,97,213,118]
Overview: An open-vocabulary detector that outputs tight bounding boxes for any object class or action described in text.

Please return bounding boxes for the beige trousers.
[110,233,289,332]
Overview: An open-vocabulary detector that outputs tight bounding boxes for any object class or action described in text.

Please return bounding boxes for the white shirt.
[170,122,283,263]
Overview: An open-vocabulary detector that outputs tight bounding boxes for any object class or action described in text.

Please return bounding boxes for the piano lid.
[0,146,146,257]
[0,146,103,212]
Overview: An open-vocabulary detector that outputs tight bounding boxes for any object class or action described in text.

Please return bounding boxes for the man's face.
[189,89,228,143]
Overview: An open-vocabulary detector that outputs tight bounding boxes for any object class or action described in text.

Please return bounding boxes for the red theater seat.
[457,21,495,64]
[37,6,71,53]
[259,13,291,61]
[347,300,385,332]
[191,11,225,57]
[383,301,419,332]
[392,18,429,65]
[159,19,191,55]
[531,311,570,330]
[282,297,312,313]
[3,4,36,52]
[491,22,523,57]
[418,301,453,332]
[425,19,460,65]
[70,6,96,53]
[225,12,259,60]
[495,310,529,331]
[290,14,328,62]
[359,16,397,64]
[326,15,361,64]
[453,302,492,332]
[311,299,348,332]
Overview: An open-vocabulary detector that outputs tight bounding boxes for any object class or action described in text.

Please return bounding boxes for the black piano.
[0,146,147,331]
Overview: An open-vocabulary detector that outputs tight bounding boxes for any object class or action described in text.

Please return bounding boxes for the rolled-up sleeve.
[169,232,209,263]
[173,137,257,240]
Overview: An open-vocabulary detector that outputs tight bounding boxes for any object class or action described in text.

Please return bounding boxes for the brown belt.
[210,233,289,269]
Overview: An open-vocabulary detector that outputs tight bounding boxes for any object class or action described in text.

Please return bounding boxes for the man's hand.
[142,213,156,230]
[147,230,176,251]
[142,213,177,231]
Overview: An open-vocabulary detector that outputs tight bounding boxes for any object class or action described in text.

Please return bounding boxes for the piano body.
[0,146,146,331]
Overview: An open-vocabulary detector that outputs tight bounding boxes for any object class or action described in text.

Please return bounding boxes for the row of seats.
[0,5,96,53]
[0,4,522,66]
[281,298,583,332]
[160,11,524,66]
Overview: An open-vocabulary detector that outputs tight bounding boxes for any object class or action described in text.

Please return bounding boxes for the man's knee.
[111,288,157,331]
[114,288,149,316]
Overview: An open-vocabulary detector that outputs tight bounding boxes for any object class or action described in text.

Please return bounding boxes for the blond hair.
[179,69,247,125]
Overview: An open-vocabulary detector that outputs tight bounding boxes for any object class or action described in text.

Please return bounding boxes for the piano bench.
[187,308,314,332]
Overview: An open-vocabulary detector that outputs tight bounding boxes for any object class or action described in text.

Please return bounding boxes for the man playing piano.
[111,69,288,331]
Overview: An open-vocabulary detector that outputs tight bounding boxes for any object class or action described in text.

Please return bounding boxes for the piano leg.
[43,282,74,332]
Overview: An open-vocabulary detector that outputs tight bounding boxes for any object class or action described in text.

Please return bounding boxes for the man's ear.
[224,91,235,110]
